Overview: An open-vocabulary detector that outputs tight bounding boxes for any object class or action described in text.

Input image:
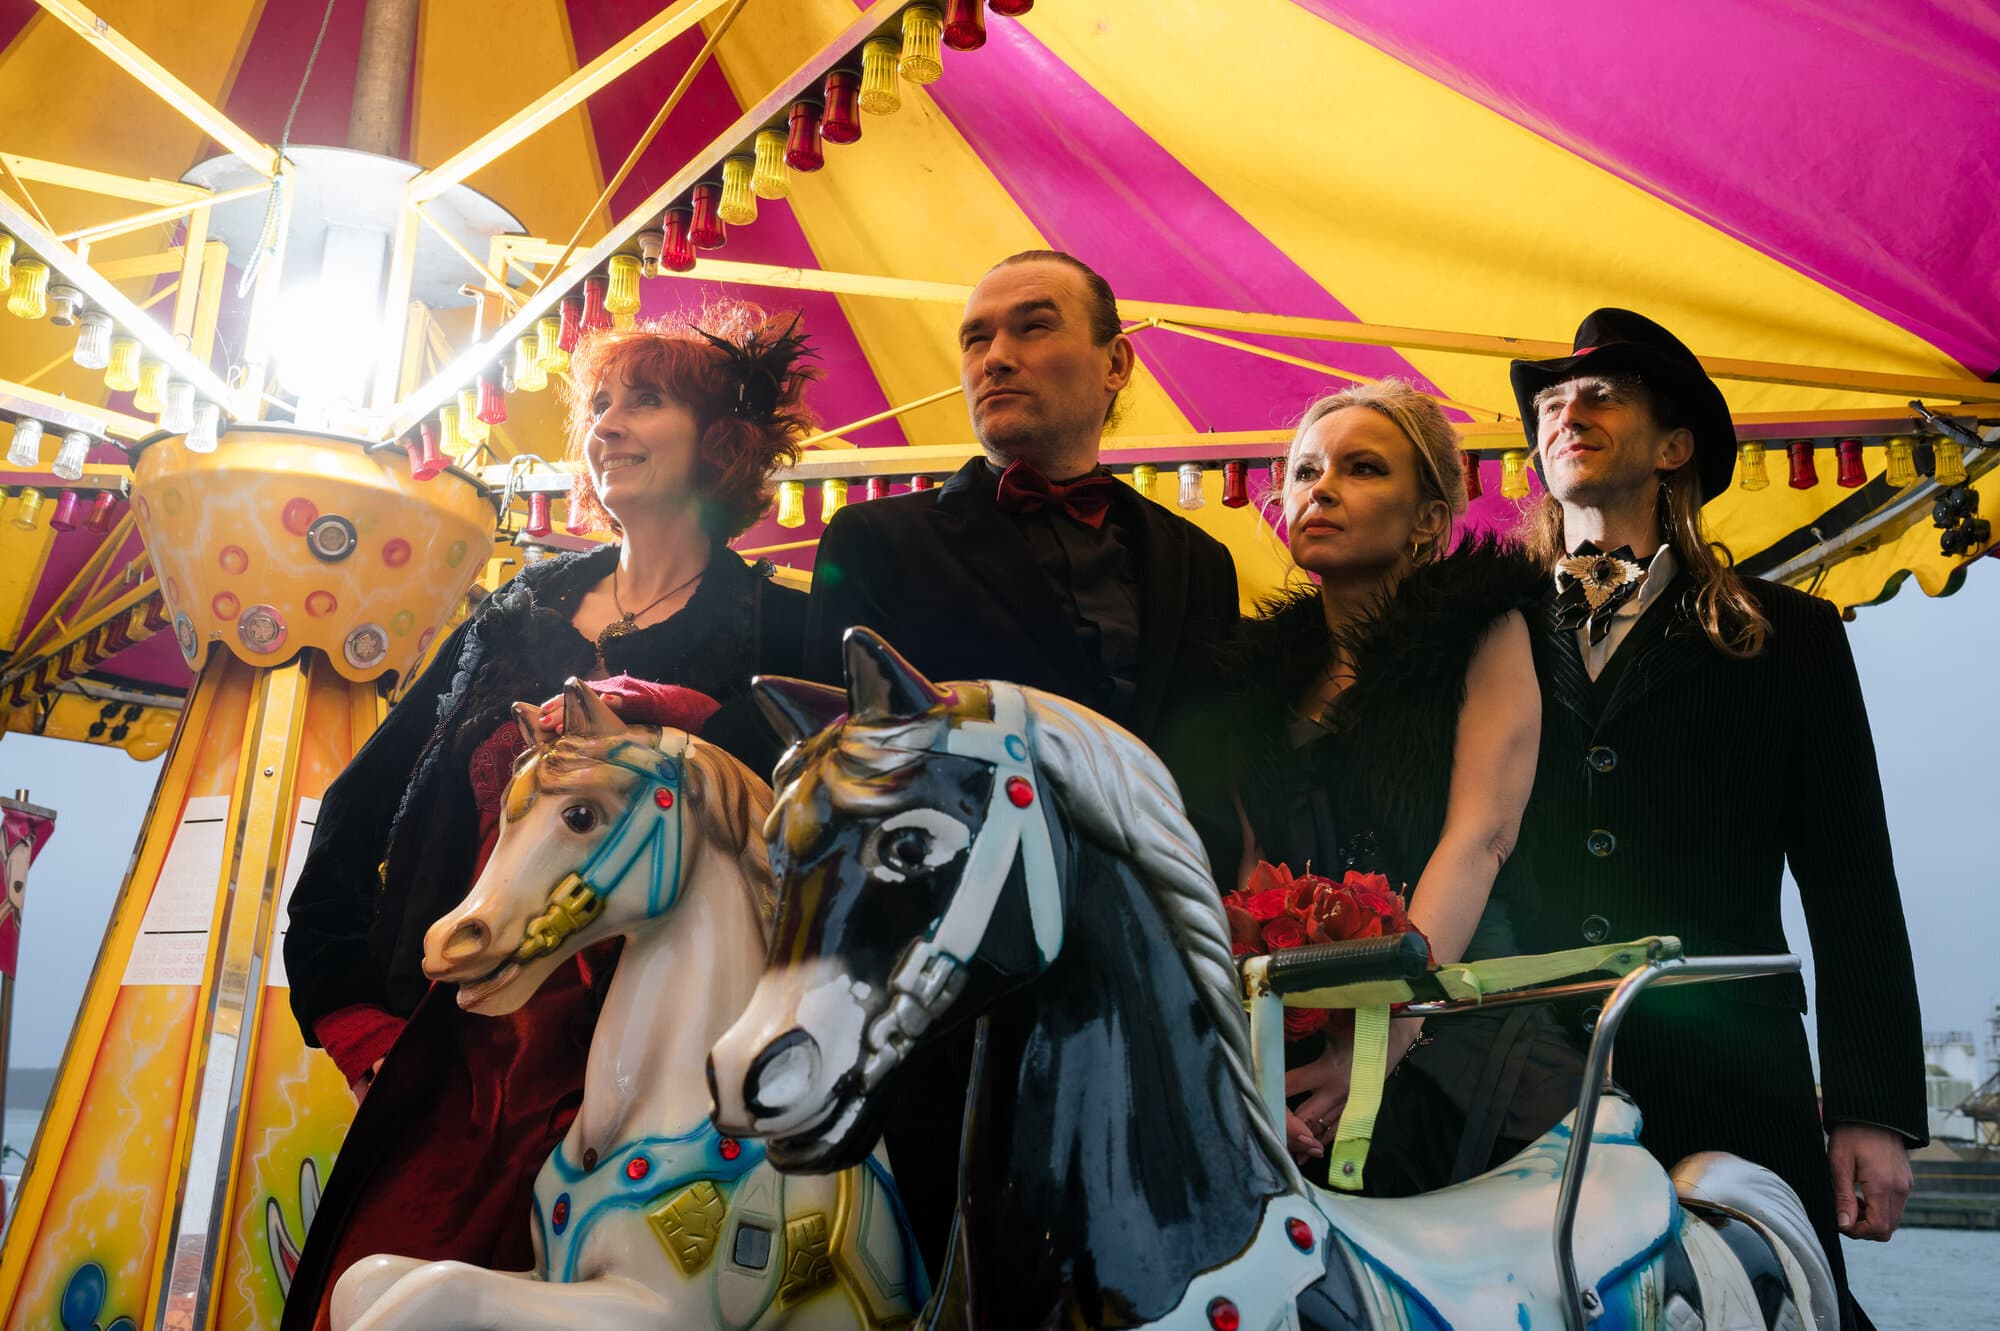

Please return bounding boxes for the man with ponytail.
[1510,309,1925,1331]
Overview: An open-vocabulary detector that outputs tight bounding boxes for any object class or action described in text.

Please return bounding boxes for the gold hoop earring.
[1408,537,1424,563]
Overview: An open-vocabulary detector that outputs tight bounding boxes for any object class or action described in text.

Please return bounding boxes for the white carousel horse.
[334,681,921,1331]
[709,628,1835,1330]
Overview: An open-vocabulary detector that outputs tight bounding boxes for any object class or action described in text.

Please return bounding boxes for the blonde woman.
[1175,378,1583,1195]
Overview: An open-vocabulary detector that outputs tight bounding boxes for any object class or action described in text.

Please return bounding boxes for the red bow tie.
[993,460,1117,529]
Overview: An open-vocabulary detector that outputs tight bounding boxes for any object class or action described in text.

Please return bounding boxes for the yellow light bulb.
[860,38,902,115]
[11,487,45,531]
[718,156,758,226]
[1736,441,1769,491]
[1885,435,1917,488]
[751,129,790,200]
[104,334,142,392]
[0,233,14,291]
[1131,463,1157,498]
[1932,438,1968,487]
[438,403,463,458]
[514,334,547,393]
[604,254,642,318]
[458,387,489,444]
[7,259,48,319]
[133,358,169,414]
[536,315,570,375]
[1500,449,1531,499]
[821,477,849,522]
[775,479,806,529]
[900,6,945,83]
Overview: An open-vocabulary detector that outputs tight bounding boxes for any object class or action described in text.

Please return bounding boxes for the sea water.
[1,1103,1991,1322]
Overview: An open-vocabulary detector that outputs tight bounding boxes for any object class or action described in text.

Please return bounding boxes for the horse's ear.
[564,678,622,738]
[512,701,544,749]
[843,627,947,721]
[753,676,846,747]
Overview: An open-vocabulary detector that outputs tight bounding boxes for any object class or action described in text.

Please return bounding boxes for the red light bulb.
[908,474,934,492]
[661,208,697,272]
[786,100,827,171]
[988,0,1033,14]
[1462,451,1482,501]
[525,491,552,539]
[85,490,118,533]
[822,70,863,145]
[864,476,887,502]
[1835,438,1866,488]
[1787,439,1818,489]
[581,276,612,333]
[1221,460,1249,507]
[690,182,728,249]
[477,371,507,426]
[943,0,987,48]
[414,420,446,481]
[558,296,583,353]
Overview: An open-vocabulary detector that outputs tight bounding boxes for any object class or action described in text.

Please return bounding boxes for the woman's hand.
[1284,1035,1354,1163]
[534,689,625,741]
[534,677,720,739]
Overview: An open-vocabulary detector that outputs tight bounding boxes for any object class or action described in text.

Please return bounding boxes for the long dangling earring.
[1408,535,1425,564]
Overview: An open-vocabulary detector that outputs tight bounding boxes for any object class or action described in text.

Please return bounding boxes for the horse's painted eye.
[863,809,970,882]
[561,804,597,834]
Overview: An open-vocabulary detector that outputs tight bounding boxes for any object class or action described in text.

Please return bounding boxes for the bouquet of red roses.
[1224,861,1429,1040]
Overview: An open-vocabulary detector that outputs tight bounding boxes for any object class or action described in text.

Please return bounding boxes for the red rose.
[1283,1006,1330,1040]
[1225,902,1263,957]
[1303,885,1369,944]
[1261,916,1308,951]
[1243,888,1290,923]
[1245,861,1296,896]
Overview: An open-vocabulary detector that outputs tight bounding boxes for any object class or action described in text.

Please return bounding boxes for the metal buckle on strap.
[516,872,605,962]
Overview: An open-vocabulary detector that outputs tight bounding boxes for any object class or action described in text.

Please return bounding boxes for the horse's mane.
[520,728,777,942]
[1020,690,1302,1191]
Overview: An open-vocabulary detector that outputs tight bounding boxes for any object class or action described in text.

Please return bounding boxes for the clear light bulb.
[186,401,221,454]
[7,417,43,468]
[73,311,112,370]
[162,380,195,433]
[1177,462,1204,510]
[53,430,89,482]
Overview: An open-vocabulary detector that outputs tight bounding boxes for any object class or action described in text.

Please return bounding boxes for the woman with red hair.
[279,302,813,1326]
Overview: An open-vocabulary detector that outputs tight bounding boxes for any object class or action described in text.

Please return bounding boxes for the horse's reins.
[514,729,690,963]
[861,683,1062,1088]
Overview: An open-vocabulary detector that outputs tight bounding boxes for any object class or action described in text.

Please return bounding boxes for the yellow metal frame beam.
[503,250,2000,405]
[8,515,142,667]
[0,377,156,442]
[406,0,731,202]
[33,0,277,176]
[55,181,266,245]
[0,152,206,207]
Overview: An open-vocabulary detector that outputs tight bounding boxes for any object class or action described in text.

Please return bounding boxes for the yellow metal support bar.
[235,169,295,419]
[8,514,139,664]
[0,153,207,207]
[0,578,155,687]
[370,205,424,413]
[93,249,194,280]
[0,153,55,234]
[185,238,229,362]
[55,181,268,245]
[0,377,157,442]
[0,493,59,652]
[406,0,731,203]
[537,0,752,293]
[1145,320,1515,422]
[612,254,2000,404]
[797,384,967,449]
[34,0,278,176]
[413,203,520,309]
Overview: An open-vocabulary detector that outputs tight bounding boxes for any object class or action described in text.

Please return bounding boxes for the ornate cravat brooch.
[1554,542,1647,645]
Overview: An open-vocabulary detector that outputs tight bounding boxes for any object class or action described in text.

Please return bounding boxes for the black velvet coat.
[1523,569,1927,1312]
[283,540,803,1039]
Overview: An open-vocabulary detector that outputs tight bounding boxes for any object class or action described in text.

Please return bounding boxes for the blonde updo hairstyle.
[1285,378,1467,565]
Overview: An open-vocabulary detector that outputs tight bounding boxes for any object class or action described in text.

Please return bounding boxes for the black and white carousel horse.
[709,629,1836,1330]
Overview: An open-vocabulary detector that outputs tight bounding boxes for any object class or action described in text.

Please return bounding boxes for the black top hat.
[1509,308,1736,502]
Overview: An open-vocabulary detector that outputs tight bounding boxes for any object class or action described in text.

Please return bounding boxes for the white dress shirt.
[1558,545,1680,682]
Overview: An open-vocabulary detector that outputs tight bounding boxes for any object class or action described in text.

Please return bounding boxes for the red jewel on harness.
[654,788,674,809]
[626,1155,650,1181]
[551,1196,570,1230]
[1286,1217,1314,1251]
[1206,1298,1240,1331]
[1005,777,1034,808]
[719,1136,741,1161]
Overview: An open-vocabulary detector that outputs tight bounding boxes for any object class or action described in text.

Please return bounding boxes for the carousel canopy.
[0,0,1993,754]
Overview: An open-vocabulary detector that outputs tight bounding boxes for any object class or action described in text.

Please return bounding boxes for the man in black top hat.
[802,250,1239,1282]
[1510,309,1926,1330]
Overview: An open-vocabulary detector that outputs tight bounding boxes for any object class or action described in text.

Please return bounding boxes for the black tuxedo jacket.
[1523,569,1927,1288]
[805,457,1239,742]
[801,456,1238,1280]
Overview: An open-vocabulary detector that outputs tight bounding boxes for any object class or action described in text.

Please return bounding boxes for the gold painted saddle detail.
[645,1180,726,1275]
[778,1212,836,1305]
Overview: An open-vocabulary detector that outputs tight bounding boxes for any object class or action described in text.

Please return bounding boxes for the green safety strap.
[1325,1004,1390,1192]
[1278,939,1664,1013]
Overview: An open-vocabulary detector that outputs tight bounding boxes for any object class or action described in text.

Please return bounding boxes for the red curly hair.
[562,300,816,540]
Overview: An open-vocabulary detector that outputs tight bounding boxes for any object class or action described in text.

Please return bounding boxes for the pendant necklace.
[593,563,705,672]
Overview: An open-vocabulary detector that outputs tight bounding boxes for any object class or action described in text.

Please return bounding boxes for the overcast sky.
[4,566,1998,1075]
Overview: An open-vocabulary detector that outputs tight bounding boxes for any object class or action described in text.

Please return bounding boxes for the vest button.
[1586,745,1618,773]
[1581,914,1610,944]
[1581,1005,1602,1033]
[1586,829,1617,857]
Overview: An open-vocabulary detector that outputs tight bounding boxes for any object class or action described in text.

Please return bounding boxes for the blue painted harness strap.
[576,733,688,914]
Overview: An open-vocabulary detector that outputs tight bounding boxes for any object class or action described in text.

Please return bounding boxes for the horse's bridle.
[514,729,689,963]
[860,683,1062,1086]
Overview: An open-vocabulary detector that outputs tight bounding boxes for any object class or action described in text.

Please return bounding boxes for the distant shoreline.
[4,1068,53,1112]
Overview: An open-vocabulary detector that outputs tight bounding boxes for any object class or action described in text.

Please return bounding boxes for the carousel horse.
[708,630,1836,1330]
[332,681,921,1331]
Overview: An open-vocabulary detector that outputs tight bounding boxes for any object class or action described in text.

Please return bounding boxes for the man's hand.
[1828,1122,1911,1240]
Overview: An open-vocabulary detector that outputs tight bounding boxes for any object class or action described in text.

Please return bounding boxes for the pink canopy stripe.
[1301,0,2000,376]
